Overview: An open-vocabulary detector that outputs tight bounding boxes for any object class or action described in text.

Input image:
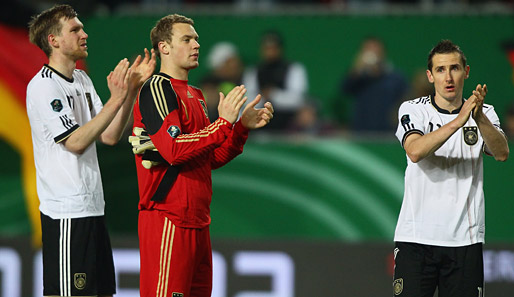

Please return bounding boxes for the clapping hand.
[241,94,274,130]
[128,48,157,91]
[471,84,487,120]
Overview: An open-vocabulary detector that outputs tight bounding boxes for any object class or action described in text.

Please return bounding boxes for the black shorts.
[41,213,116,296]
[392,242,484,297]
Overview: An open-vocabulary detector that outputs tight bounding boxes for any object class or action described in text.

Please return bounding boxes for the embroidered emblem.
[172,293,184,297]
[51,99,63,112]
[167,125,181,138]
[85,92,93,111]
[74,273,86,290]
[187,91,193,98]
[393,278,403,295]
[463,126,478,145]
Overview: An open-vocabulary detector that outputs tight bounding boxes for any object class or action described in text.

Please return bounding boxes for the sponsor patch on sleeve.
[400,114,410,125]
[167,125,181,138]
[51,99,63,112]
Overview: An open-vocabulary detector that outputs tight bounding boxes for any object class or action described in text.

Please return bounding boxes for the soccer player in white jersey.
[26,4,155,297]
[392,40,509,297]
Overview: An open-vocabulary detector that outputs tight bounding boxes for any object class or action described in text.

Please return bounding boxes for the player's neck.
[433,93,463,113]
[48,55,77,79]
[160,62,189,81]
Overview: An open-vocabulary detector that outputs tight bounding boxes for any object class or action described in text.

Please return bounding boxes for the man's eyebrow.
[181,34,198,39]
[70,23,83,31]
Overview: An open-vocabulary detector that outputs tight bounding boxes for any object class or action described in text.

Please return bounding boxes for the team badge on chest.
[85,92,93,111]
[199,99,209,119]
[463,126,478,145]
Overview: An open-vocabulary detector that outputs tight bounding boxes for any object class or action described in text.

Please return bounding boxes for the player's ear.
[48,34,58,48]
[426,69,434,83]
[158,41,169,56]
[464,65,470,79]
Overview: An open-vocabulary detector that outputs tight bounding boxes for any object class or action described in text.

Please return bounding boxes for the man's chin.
[187,62,199,70]
[75,51,88,60]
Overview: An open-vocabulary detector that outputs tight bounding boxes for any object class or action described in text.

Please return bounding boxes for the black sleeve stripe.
[139,75,179,135]
[54,124,80,143]
[59,115,74,130]
[402,122,415,132]
[401,129,424,148]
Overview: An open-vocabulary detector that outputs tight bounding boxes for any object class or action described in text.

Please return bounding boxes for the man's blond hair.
[28,4,78,58]
[150,14,194,59]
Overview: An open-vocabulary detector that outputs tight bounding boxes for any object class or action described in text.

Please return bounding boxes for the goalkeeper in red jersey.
[131,14,274,297]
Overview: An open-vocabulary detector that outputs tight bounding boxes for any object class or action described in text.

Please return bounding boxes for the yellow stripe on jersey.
[149,75,173,121]
[180,99,189,121]
[157,217,175,297]
[175,119,227,143]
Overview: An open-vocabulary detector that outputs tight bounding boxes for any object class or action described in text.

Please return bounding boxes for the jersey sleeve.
[483,104,502,130]
[482,103,506,155]
[395,100,426,147]
[211,120,249,170]
[28,78,79,143]
[138,77,233,166]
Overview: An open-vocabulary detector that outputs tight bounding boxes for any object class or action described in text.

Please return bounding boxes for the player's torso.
[412,97,484,159]
[37,67,96,124]
[170,83,210,133]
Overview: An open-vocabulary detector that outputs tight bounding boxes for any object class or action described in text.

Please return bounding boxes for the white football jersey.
[394,95,503,247]
[26,65,105,219]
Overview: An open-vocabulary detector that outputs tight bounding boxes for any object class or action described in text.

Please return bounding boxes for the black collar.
[44,64,74,83]
[431,94,463,114]
[157,72,172,80]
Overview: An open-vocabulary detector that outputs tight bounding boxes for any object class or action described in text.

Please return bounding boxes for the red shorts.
[138,210,212,297]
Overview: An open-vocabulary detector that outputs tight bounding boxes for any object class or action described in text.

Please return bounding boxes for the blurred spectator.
[200,41,244,121]
[340,36,408,134]
[504,103,514,139]
[243,30,315,133]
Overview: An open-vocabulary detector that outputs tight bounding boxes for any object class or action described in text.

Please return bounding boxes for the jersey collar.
[156,72,188,84]
[430,94,463,115]
[44,64,74,83]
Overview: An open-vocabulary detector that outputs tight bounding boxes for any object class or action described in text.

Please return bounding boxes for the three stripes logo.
[59,115,74,130]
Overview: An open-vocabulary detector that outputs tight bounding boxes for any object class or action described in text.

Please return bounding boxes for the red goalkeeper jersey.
[133,73,249,228]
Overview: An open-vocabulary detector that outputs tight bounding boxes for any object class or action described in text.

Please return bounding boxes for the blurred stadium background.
[1,0,514,296]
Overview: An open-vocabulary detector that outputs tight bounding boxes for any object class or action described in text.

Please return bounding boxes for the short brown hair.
[427,39,467,71]
[28,4,78,57]
[150,14,194,59]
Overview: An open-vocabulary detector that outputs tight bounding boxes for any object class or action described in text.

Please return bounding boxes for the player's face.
[54,17,88,61]
[427,52,469,103]
[168,23,200,71]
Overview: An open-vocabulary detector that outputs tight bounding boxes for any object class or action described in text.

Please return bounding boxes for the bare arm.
[472,84,509,161]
